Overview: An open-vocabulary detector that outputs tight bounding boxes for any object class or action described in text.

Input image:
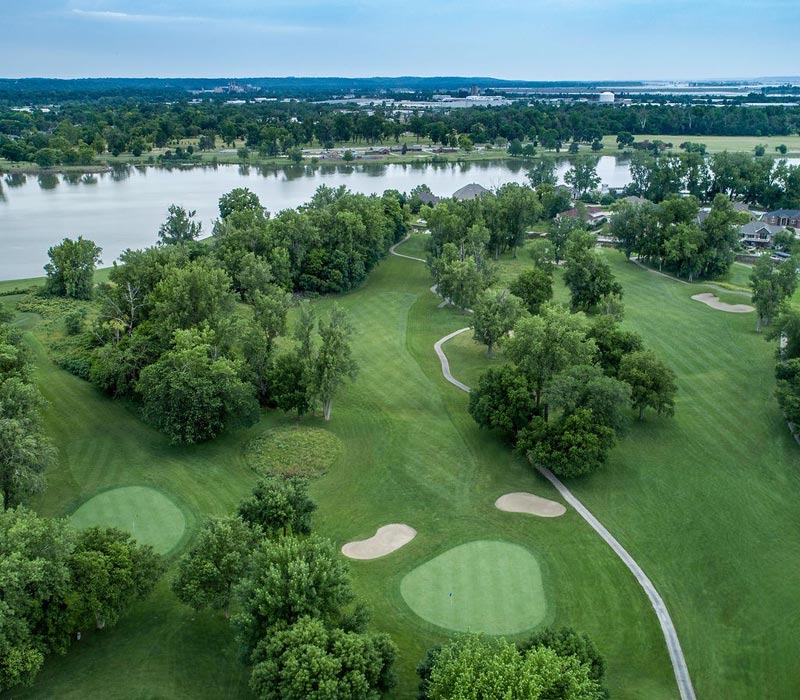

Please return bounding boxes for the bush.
[64,309,86,335]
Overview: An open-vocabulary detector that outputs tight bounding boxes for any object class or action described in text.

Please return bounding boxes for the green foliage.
[157,204,202,246]
[564,157,601,197]
[67,527,163,631]
[520,627,606,687]
[249,616,397,700]
[586,315,644,377]
[218,187,263,220]
[173,516,258,618]
[522,408,616,478]
[244,426,343,479]
[236,475,317,538]
[564,230,623,313]
[312,304,358,420]
[618,350,677,420]
[471,289,526,358]
[267,349,314,416]
[421,633,604,700]
[137,326,259,444]
[750,255,798,331]
[44,236,102,300]
[468,365,536,439]
[234,535,355,657]
[776,359,800,426]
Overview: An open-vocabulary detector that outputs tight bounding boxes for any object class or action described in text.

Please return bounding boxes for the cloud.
[71,9,206,22]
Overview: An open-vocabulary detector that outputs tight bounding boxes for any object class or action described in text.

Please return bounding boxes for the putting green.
[400,540,546,635]
[70,486,186,554]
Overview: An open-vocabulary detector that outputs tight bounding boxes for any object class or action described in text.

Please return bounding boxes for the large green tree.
[312,305,358,421]
[750,255,799,332]
[172,516,257,619]
[157,204,202,246]
[471,290,525,358]
[508,266,553,315]
[44,236,102,300]
[249,616,397,700]
[236,475,317,539]
[618,351,677,420]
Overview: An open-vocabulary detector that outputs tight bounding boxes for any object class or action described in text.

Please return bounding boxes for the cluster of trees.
[173,474,397,700]
[44,186,381,442]
[0,507,162,691]
[469,304,676,477]
[5,99,800,166]
[0,309,55,510]
[624,150,800,208]
[610,195,747,280]
[416,628,608,699]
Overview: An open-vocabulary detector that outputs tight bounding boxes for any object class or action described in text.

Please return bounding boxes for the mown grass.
[600,133,800,154]
[446,247,800,699]
[2,250,677,700]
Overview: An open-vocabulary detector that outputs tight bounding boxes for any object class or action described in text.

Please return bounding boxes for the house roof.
[452,183,491,200]
[740,221,784,236]
[417,192,440,205]
[621,195,651,205]
[732,202,752,212]
[763,209,800,219]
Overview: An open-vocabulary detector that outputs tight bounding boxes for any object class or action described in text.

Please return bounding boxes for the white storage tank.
[598,91,615,103]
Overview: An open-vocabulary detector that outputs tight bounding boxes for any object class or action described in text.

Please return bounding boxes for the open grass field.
[5,232,800,698]
[400,540,547,635]
[70,486,187,555]
[600,133,800,155]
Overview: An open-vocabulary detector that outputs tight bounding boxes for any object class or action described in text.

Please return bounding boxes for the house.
[732,202,759,221]
[452,183,491,201]
[417,192,440,206]
[762,209,800,228]
[558,206,611,227]
[739,221,785,248]
[620,195,651,206]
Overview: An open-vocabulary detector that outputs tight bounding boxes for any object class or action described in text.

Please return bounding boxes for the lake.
[0,157,633,280]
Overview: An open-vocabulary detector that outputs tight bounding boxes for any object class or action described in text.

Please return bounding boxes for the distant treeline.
[3,100,800,167]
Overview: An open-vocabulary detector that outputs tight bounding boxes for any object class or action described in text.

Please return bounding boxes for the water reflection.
[5,173,26,188]
[82,174,98,185]
[37,174,59,190]
[110,164,131,181]
[63,172,83,185]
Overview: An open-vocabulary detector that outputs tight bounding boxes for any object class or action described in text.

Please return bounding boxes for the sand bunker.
[495,492,566,518]
[691,293,754,313]
[342,524,417,560]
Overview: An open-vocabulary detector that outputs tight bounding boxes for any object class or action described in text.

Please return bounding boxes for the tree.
[312,305,358,421]
[494,183,542,257]
[520,627,606,687]
[523,408,616,478]
[563,231,623,313]
[550,215,584,264]
[472,290,525,358]
[506,304,596,415]
[44,236,102,300]
[754,145,766,157]
[157,204,202,246]
[249,616,397,700]
[218,188,263,220]
[508,267,552,315]
[67,527,163,631]
[420,633,603,700]
[618,351,677,420]
[234,535,355,656]
[564,157,601,198]
[468,365,537,439]
[750,255,798,332]
[527,160,557,188]
[776,359,800,426]
[0,507,74,691]
[237,475,317,538]
[267,350,314,416]
[586,315,643,377]
[616,131,634,149]
[172,516,257,619]
[777,144,788,155]
[544,364,631,434]
[137,326,259,444]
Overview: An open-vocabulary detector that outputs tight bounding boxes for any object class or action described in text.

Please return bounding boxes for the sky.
[2,0,798,81]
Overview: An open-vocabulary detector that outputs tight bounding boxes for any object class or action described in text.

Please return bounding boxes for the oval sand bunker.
[691,293,754,313]
[495,492,566,517]
[342,524,416,560]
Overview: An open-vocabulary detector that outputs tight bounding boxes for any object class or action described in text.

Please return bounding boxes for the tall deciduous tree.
[172,516,257,619]
[44,236,102,300]
[312,305,358,421]
[619,351,677,420]
[509,266,553,315]
[564,157,601,198]
[472,290,525,358]
[236,476,316,539]
[249,616,397,700]
[157,204,202,246]
[750,255,799,332]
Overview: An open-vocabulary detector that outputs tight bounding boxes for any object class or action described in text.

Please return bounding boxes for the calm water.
[0,157,633,280]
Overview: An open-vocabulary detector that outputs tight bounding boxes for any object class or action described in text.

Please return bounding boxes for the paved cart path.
[389,241,696,700]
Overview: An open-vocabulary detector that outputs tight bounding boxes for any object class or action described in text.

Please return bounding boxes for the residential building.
[762,209,800,228]
[739,221,785,248]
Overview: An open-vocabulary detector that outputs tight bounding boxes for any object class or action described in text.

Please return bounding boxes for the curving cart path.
[389,235,426,263]
[390,240,696,700]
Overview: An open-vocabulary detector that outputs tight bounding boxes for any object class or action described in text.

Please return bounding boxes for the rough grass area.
[244,425,344,478]
[400,540,546,634]
[70,486,187,555]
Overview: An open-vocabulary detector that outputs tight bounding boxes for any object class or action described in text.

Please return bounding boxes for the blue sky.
[2,0,798,80]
